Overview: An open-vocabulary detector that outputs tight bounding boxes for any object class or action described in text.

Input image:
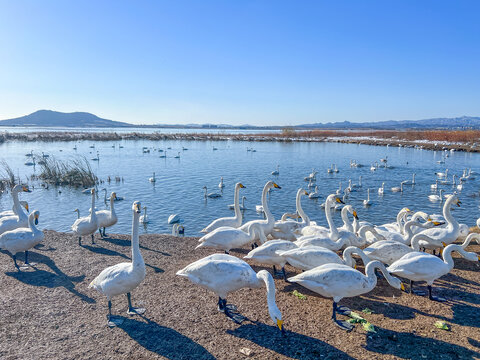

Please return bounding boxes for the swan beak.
[239,183,246,188]
[405,208,412,213]
[336,197,345,204]
[427,217,432,221]
[400,283,406,292]
[304,191,309,196]
[134,203,141,213]
[277,319,284,332]
[353,211,358,220]
[354,264,357,270]
[273,183,281,189]
[433,221,445,226]
[442,242,447,247]
[34,214,39,225]
[22,186,31,193]
[456,200,461,207]
[25,204,29,212]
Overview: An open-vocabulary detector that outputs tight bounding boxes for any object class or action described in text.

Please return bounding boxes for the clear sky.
[1,1,479,126]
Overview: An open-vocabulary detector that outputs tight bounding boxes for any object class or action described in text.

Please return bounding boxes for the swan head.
[272,182,281,189]
[20,201,29,212]
[91,188,95,195]
[29,210,39,225]
[22,185,31,193]
[238,183,245,189]
[133,201,142,214]
[111,192,117,200]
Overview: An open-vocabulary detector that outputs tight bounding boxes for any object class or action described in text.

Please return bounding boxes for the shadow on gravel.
[82,245,164,273]
[119,316,215,360]
[3,251,95,304]
[365,326,480,359]
[227,322,354,359]
[101,236,172,256]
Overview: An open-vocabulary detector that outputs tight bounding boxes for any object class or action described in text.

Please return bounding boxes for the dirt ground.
[1,230,479,360]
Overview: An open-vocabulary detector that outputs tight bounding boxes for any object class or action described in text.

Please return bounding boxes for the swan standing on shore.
[288,260,404,331]
[89,201,146,327]
[201,183,246,233]
[272,189,310,240]
[239,181,281,242]
[72,188,99,245]
[96,192,118,237]
[0,186,31,235]
[0,210,43,270]
[176,254,284,331]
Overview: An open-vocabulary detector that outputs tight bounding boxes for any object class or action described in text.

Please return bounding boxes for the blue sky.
[1,1,479,126]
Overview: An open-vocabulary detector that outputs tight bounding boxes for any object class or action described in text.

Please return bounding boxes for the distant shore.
[1,129,480,152]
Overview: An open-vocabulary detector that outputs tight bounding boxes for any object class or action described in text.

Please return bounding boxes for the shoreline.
[1,129,480,152]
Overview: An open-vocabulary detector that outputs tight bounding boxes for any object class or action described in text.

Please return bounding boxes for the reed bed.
[38,156,98,188]
[0,160,17,190]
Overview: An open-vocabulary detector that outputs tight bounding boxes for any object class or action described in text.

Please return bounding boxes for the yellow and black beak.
[400,283,406,292]
[34,213,39,225]
[353,210,358,220]
[304,191,309,196]
[239,183,246,188]
[25,204,29,212]
[277,319,285,334]
[273,183,281,189]
[22,186,31,193]
[456,200,461,207]
[433,221,445,226]
[336,197,345,204]
[112,192,117,200]
[405,208,412,213]
[134,203,141,213]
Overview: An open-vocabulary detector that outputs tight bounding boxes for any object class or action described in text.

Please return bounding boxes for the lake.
[1,136,479,236]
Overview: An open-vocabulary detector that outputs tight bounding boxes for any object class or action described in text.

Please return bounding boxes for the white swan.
[272,189,310,240]
[271,165,279,176]
[363,188,372,206]
[74,208,80,219]
[415,194,461,248]
[244,239,298,280]
[0,186,31,235]
[378,182,385,195]
[218,176,225,188]
[387,242,479,301]
[301,194,344,237]
[167,213,181,224]
[428,189,444,202]
[203,186,222,198]
[288,260,404,331]
[338,205,358,233]
[367,218,437,245]
[197,223,267,253]
[430,180,438,190]
[176,254,284,331]
[89,201,146,327]
[279,245,370,272]
[72,188,99,245]
[0,210,43,270]
[140,206,149,224]
[308,186,320,199]
[239,181,281,241]
[201,183,246,233]
[96,192,118,237]
[0,184,30,218]
[391,181,406,193]
[149,172,156,182]
[228,196,247,210]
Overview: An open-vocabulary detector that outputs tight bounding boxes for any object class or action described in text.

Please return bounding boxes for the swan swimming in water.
[0,185,31,235]
[203,186,222,198]
[89,201,146,327]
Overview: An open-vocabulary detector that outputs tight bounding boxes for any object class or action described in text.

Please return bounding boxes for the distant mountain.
[0,110,132,127]
[296,116,480,130]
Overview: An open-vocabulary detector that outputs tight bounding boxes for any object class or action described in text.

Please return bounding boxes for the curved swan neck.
[296,189,309,226]
[443,196,458,228]
[343,246,370,267]
[90,192,96,221]
[325,196,339,239]
[262,183,274,223]
[462,233,480,249]
[233,184,242,221]
[131,209,143,266]
[341,207,353,232]
[256,270,279,318]
[250,224,267,244]
[402,220,420,245]
[109,196,115,215]
[441,244,462,271]
[11,187,21,213]
[359,225,382,242]
[410,233,434,251]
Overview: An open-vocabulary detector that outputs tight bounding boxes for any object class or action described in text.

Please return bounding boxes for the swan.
[140,206,149,224]
[0,187,31,235]
[218,177,225,188]
[72,188,99,245]
[272,189,310,240]
[369,207,412,235]
[271,165,279,175]
[89,201,146,327]
[0,210,43,270]
[363,188,372,206]
[167,213,181,224]
[304,169,317,181]
[436,169,448,178]
[174,152,181,158]
[308,186,320,199]
[378,182,385,195]
[244,239,298,280]
[428,189,444,202]
[197,223,266,253]
[176,253,284,331]
[149,172,156,182]
[96,192,118,237]
[201,183,246,233]
[335,182,342,195]
[338,205,358,233]
[203,186,222,198]
[387,242,479,301]
[159,150,167,158]
[366,218,437,245]
[24,157,35,166]
[288,260,404,331]
[415,194,461,248]
[301,194,344,237]
[391,181,406,193]
[25,150,33,157]
[0,185,30,218]
[239,181,281,241]
[430,180,438,190]
[279,245,370,272]
[74,208,80,219]
[333,164,339,173]
[228,196,247,210]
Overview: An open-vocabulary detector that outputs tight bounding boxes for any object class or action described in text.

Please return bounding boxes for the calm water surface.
[1,138,479,236]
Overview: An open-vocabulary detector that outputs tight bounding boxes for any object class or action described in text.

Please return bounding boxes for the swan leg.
[91,234,95,245]
[282,267,290,283]
[224,303,245,324]
[332,302,353,331]
[78,237,82,246]
[428,285,446,302]
[224,250,229,255]
[126,292,146,315]
[12,254,20,271]
[20,251,36,269]
[107,300,124,327]
[103,228,107,237]
[98,228,103,237]
[410,280,426,296]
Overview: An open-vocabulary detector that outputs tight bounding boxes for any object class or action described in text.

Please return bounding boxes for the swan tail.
[195,242,206,250]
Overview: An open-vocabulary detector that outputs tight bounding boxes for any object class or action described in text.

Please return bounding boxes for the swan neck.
[443,197,458,228]
[90,192,96,220]
[262,184,273,223]
[110,196,115,215]
[341,207,353,232]
[296,190,309,226]
[325,197,339,238]
[233,184,242,221]
[256,270,279,319]
[131,211,143,266]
